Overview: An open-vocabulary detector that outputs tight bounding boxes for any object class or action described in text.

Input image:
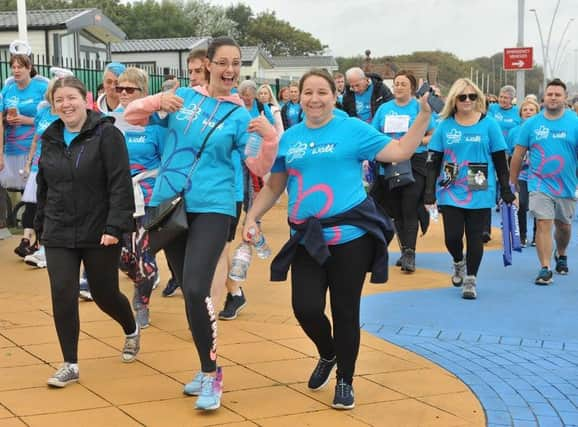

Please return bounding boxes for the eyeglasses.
[457,93,478,102]
[211,60,241,69]
[115,86,141,94]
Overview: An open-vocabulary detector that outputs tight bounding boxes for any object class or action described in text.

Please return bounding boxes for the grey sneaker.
[461,275,477,300]
[451,259,466,287]
[135,305,150,329]
[122,329,140,363]
[47,363,79,388]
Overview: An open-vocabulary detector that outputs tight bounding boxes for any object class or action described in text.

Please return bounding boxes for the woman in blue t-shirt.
[242,69,432,410]
[371,70,435,273]
[124,37,278,411]
[0,54,48,256]
[424,78,515,300]
[113,67,165,330]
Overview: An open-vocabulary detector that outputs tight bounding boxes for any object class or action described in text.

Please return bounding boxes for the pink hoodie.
[124,86,278,177]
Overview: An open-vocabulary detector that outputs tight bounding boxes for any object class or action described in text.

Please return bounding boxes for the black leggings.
[0,186,8,227]
[164,213,230,373]
[45,245,136,363]
[22,202,37,229]
[291,233,374,385]
[441,206,490,277]
[518,180,529,239]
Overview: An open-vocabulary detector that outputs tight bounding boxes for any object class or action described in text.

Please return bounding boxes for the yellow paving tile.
[0,336,14,349]
[273,337,318,357]
[365,369,467,398]
[137,348,200,373]
[78,304,115,322]
[0,418,26,427]
[352,399,472,426]
[0,347,42,368]
[0,365,54,392]
[223,385,326,419]
[290,376,406,406]
[258,409,369,427]
[0,311,52,329]
[121,397,244,426]
[22,407,141,427]
[355,350,424,376]
[1,326,88,346]
[144,311,189,332]
[171,365,277,391]
[79,320,126,338]
[214,324,264,345]
[246,358,315,384]
[219,341,304,364]
[74,357,159,383]
[235,321,304,341]
[83,374,183,405]
[418,392,485,424]
[0,386,109,416]
[0,407,12,419]
[23,339,119,363]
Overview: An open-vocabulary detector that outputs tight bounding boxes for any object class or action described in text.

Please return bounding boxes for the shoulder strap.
[256,100,265,114]
[182,105,241,188]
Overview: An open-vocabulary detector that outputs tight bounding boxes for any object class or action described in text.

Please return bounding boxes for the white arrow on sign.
[513,60,525,68]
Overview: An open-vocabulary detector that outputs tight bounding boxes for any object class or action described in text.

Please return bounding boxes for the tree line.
[0,0,326,56]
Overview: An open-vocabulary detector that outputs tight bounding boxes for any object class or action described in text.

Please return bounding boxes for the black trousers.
[290,233,374,385]
[45,245,136,363]
[518,180,529,239]
[22,202,37,229]
[164,213,230,373]
[441,206,490,277]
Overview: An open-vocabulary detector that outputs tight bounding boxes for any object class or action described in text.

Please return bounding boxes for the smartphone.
[428,94,445,114]
[415,82,430,98]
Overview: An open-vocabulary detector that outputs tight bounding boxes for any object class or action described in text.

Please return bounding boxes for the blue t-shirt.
[507,125,529,181]
[271,116,391,244]
[354,83,374,122]
[32,104,59,173]
[516,110,578,198]
[488,103,521,139]
[232,150,244,202]
[150,88,252,216]
[63,129,79,147]
[0,78,48,155]
[285,101,302,128]
[429,115,508,209]
[112,107,166,205]
[372,98,434,154]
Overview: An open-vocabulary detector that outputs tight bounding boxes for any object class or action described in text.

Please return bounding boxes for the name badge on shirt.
[383,115,410,133]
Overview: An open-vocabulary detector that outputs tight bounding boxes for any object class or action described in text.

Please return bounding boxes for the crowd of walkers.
[1,36,577,412]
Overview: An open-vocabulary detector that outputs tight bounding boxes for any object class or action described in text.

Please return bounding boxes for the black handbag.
[383,160,415,190]
[144,106,240,253]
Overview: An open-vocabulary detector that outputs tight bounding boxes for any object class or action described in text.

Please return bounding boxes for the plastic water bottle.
[229,242,252,281]
[249,226,271,259]
[244,133,262,158]
[428,205,439,222]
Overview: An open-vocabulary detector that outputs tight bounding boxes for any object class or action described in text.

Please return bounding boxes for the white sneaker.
[24,246,47,268]
[152,271,160,290]
[0,228,12,240]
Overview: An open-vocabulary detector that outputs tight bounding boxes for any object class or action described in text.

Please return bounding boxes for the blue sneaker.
[79,271,93,301]
[332,379,355,410]
[183,372,204,396]
[554,251,569,275]
[195,368,223,411]
[535,267,553,285]
[162,278,180,297]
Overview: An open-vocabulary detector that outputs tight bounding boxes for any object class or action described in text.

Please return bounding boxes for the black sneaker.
[14,238,37,258]
[307,356,336,390]
[332,378,355,410]
[218,289,247,320]
[535,267,553,285]
[481,232,491,244]
[162,278,180,297]
[554,251,569,275]
[400,248,415,273]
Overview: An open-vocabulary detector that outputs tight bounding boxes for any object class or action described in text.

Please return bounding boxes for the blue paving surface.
[361,212,578,426]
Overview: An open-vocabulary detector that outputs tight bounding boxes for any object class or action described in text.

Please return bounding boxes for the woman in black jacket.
[35,76,139,388]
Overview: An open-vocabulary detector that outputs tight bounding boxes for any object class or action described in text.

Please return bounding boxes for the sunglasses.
[457,93,478,102]
[115,86,141,94]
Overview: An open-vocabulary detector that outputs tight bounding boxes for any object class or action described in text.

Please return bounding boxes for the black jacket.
[35,110,135,248]
[280,101,303,130]
[342,73,393,120]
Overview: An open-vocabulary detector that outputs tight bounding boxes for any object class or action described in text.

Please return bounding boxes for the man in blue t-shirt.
[488,85,521,140]
[280,82,302,129]
[510,78,578,285]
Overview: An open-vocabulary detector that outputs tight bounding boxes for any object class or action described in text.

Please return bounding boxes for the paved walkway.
[361,211,578,427]
[0,201,484,426]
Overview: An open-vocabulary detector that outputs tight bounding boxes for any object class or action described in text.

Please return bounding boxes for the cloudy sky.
[209,0,578,82]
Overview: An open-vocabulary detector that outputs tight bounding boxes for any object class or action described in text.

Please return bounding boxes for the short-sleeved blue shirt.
[271,116,391,244]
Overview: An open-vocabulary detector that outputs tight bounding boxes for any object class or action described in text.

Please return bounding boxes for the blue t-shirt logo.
[446,129,462,144]
[534,125,549,140]
[287,141,308,163]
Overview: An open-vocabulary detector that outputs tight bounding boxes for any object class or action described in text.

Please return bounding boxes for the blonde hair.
[439,78,486,120]
[118,67,149,95]
[257,84,280,108]
[518,98,540,117]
